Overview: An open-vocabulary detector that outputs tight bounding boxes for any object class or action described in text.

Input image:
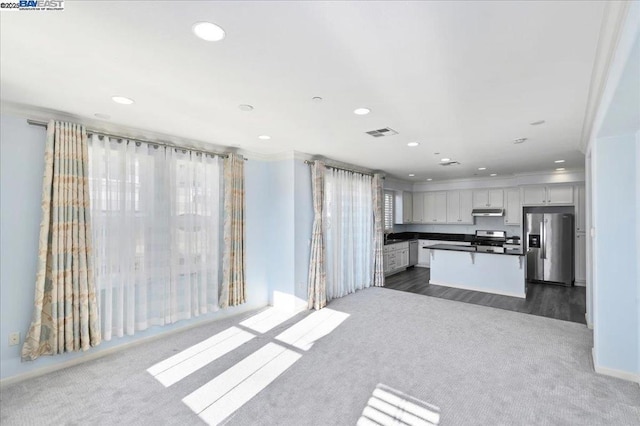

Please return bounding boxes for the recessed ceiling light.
[258,135,271,140]
[312,96,323,102]
[490,173,497,177]
[192,22,226,41]
[407,142,419,147]
[353,108,370,115]
[554,159,565,163]
[440,158,451,162]
[478,167,487,171]
[426,178,433,181]
[94,113,111,120]
[556,167,565,171]
[408,173,415,177]
[530,120,546,126]
[112,96,134,105]
[238,104,254,112]
[513,138,527,144]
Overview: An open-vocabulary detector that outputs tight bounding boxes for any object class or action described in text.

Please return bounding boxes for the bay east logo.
[0,0,64,11]
[20,0,63,8]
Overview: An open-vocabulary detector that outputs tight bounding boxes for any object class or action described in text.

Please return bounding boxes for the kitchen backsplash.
[394,216,522,237]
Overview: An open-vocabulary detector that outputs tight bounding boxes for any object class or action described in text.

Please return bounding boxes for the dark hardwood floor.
[384,267,587,324]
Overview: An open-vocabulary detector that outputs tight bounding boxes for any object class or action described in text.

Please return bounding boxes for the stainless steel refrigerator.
[525,213,574,286]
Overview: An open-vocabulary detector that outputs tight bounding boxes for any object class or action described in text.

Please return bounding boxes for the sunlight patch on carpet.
[358,384,441,426]
[275,308,350,351]
[239,307,300,333]
[183,342,302,425]
[147,326,255,387]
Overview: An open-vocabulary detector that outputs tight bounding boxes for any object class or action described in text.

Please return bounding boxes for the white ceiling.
[0,1,610,180]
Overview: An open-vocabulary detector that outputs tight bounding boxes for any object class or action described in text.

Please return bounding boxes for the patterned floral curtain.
[221,153,246,307]
[22,120,101,361]
[307,161,327,310]
[372,173,385,287]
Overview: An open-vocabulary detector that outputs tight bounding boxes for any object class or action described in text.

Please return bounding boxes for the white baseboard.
[429,280,526,299]
[0,303,268,388]
[592,348,640,384]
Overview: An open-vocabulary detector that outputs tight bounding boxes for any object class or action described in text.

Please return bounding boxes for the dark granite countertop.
[387,232,475,243]
[428,244,524,256]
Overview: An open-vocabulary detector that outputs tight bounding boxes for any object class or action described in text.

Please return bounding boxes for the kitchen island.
[428,244,526,298]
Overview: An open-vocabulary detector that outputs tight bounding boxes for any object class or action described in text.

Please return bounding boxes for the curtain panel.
[324,168,374,301]
[372,174,385,287]
[307,161,327,310]
[221,153,246,308]
[22,120,101,361]
[88,137,222,340]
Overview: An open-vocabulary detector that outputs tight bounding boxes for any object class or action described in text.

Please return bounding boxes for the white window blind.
[384,191,394,232]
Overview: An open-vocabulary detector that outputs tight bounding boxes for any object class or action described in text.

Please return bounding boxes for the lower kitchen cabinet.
[384,242,409,276]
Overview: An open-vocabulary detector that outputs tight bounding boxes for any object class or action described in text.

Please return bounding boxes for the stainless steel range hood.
[471,208,505,217]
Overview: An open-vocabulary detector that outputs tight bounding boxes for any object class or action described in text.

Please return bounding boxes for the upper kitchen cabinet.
[394,191,413,224]
[472,189,504,208]
[412,192,425,223]
[402,191,413,223]
[522,185,574,206]
[575,185,586,233]
[446,190,474,224]
[504,188,521,225]
[424,192,447,224]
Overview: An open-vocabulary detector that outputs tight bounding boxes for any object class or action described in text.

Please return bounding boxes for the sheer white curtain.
[324,169,374,301]
[88,135,221,341]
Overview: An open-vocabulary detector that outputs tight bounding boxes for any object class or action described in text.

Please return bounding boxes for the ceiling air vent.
[366,127,398,138]
[439,160,461,166]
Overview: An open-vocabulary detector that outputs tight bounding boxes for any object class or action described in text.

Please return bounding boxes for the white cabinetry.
[418,240,431,267]
[424,192,447,224]
[504,188,521,225]
[575,233,586,284]
[522,185,574,206]
[402,191,413,224]
[412,192,425,224]
[446,190,474,224]
[384,242,409,276]
[575,185,586,233]
[472,189,504,208]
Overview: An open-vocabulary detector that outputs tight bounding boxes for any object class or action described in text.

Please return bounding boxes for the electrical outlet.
[8,332,20,346]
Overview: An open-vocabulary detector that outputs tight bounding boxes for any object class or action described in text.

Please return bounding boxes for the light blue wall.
[260,158,314,305]
[591,24,640,379]
[593,133,638,375]
[264,160,296,304]
[0,114,270,381]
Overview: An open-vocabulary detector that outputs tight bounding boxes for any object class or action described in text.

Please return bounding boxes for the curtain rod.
[304,160,384,178]
[26,119,238,159]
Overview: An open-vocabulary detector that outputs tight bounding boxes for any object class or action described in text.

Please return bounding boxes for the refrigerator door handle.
[540,221,546,259]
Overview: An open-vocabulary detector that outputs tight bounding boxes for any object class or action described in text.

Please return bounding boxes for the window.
[384,190,394,232]
[88,135,223,340]
[324,169,374,300]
